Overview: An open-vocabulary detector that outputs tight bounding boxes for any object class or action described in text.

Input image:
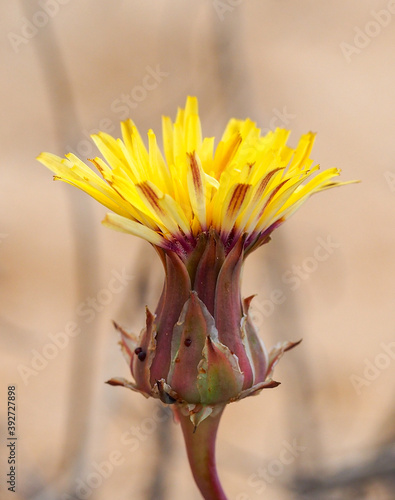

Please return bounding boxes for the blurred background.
[1,1,395,499]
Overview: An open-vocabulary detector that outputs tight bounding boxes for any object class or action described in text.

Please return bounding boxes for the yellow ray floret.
[37,96,352,254]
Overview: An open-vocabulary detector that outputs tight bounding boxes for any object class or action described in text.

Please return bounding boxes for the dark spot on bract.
[137,351,146,361]
[184,338,192,347]
[134,347,143,355]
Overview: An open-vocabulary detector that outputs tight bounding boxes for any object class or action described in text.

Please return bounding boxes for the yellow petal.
[187,152,207,231]
[103,213,167,247]
[220,183,252,238]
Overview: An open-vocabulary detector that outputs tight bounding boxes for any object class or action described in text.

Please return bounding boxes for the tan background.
[1,1,395,499]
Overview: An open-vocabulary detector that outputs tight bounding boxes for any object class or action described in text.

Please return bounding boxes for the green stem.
[175,407,228,500]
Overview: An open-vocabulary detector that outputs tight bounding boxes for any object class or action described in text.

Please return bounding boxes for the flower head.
[38,97,348,425]
[39,97,352,498]
[38,96,343,259]
[38,97,348,423]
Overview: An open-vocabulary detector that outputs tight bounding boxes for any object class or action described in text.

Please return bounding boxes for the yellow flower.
[38,97,355,499]
[37,96,346,256]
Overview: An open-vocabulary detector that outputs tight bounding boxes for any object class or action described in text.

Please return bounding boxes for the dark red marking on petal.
[255,168,284,199]
[188,152,203,196]
[137,181,166,215]
[261,179,289,214]
[226,184,250,217]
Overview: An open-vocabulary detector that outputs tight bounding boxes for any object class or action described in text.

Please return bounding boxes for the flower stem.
[175,407,227,500]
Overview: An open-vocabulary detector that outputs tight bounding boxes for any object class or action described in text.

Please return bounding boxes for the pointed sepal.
[105,377,151,398]
[241,295,269,384]
[131,307,157,395]
[113,321,138,359]
[266,339,302,380]
[197,334,244,405]
[167,292,215,403]
[214,235,254,389]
